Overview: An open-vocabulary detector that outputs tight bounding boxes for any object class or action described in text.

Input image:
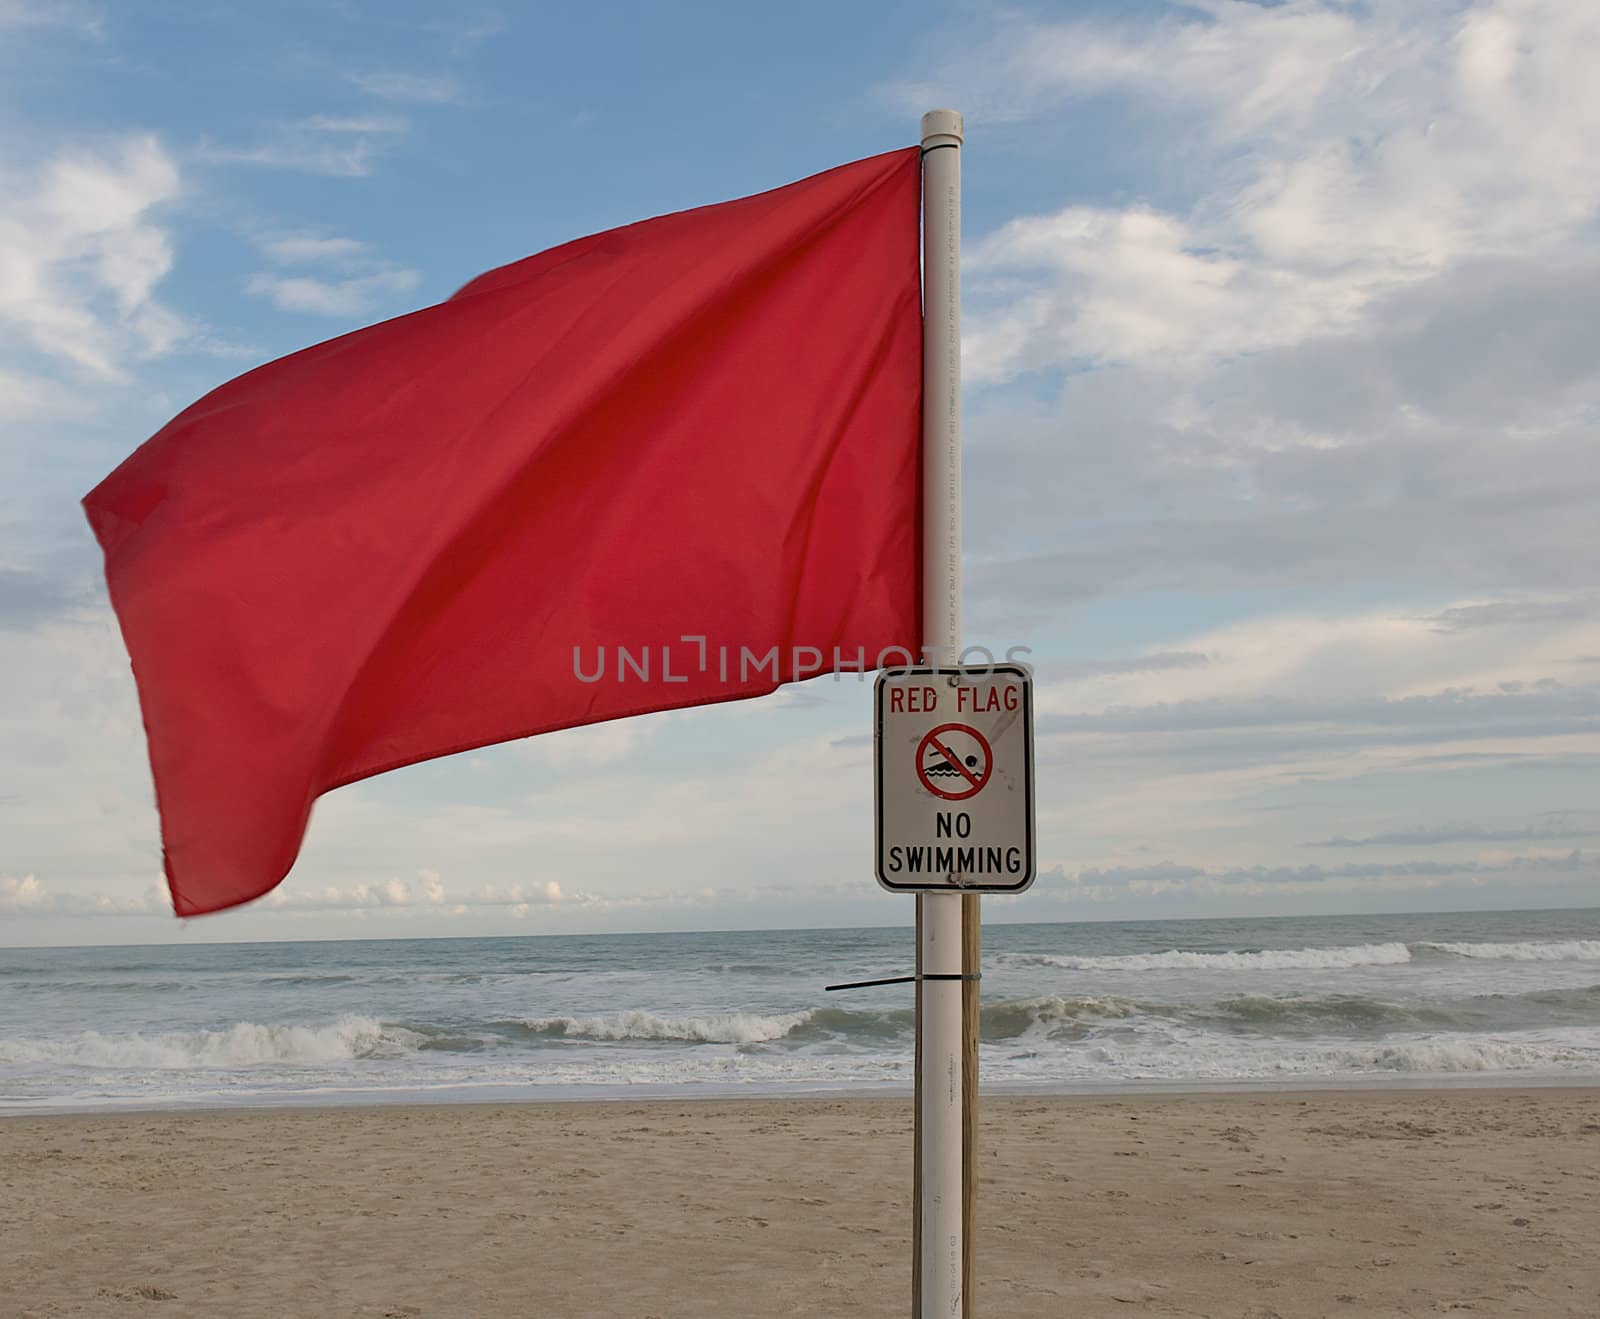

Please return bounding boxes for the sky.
[2,0,1598,946]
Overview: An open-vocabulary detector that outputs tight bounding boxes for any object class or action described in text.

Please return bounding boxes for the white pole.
[919,106,963,1319]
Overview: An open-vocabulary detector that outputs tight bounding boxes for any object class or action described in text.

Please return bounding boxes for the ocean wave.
[1007,985,1600,1041]
[701,963,802,976]
[981,995,1146,1040]
[0,1015,394,1069]
[1204,994,1423,1031]
[1072,1027,1600,1081]
[392,1023,495,1053]
[517,1009,816,1044]
[0,978,197,993]
[794,1006,913,1040]
[522,999,1152,1047]
[1418,940,1600,962]
[1352,1036,1597,1073]
[1004,942,1414,972]
[262,974,360,986]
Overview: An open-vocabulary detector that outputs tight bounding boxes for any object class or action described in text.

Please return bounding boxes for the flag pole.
[916,106,964,1319]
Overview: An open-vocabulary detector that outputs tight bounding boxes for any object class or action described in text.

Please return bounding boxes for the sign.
[875,664,1035,893]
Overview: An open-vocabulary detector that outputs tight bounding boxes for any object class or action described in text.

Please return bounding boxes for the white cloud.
[244,268,421,317]
[195,115,408,178]
[887,0,1365,133]
[474,880,564,907]
[439,16,508,56]
[0,366,94,420]
[931,1,1600,382]
[0,1,101,34]
[0,873,48,911]
[1015,598,1600,881]
[941,5,1600,644]
[263,869,451,913]
[966,203,1359,377]
[0,872,170,916]
[1037,598,1600,718]
[0,859,725,923]
[0,607,164,876]
[418,867,445,903]
[258,233,371,266]
[243,225,420,318]
[348,71,465,104]
[1309,818,1600,848]
[301,114,410,135]
[0,134,184,377]
[1043,848,1598,907]
[1029,599,1600,815]
[532,716,664,770]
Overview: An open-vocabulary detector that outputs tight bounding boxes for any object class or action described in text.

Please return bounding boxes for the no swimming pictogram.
[915,723,993,801]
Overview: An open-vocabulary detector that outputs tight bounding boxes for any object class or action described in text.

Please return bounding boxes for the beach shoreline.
[7,1069,1600,1120]
[6,1086,1597,1317]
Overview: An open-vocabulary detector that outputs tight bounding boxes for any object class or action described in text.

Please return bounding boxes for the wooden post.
[912,894,923,1317]
[962,891,980,1317]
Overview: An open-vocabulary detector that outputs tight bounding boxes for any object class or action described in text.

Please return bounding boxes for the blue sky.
[3,0,1599,945]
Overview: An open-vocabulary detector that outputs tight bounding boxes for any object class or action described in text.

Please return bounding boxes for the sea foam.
[0,1015,391,1069]
[520,1009,815,1044]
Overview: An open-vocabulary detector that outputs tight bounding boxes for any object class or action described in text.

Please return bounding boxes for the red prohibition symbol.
[916,722,994,801]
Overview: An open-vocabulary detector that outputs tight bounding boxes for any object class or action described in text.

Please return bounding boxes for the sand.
[3,1088,1598,1318]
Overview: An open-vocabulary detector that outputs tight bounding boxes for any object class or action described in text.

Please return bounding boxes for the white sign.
[875,664,1035,893]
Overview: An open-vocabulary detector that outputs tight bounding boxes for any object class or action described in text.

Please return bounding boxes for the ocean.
[3,908,1599,1113]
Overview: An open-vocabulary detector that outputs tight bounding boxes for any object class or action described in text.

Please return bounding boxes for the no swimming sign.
[875,665,1036,893]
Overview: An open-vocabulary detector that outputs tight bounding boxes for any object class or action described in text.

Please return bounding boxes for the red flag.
[85,148,923,916]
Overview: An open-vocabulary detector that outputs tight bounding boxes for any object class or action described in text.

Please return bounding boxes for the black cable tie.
[824,974,914,991]
[823,972,981,992]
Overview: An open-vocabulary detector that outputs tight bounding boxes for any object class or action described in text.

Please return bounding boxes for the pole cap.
[920,109,964,147]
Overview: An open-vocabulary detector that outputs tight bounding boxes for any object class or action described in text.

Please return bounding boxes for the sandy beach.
[4,1088,1597,1318]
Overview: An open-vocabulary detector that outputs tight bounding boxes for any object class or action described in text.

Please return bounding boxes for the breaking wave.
[1352,1036,1599,1073]
[1072,1029,1600,1080]
[1004,938,1600,973]
[1418,940,1600,962]
[981,995,1145,1040]
[518,1010,815,1044]
[0,1015,394,1069]
[1005,942,1414,972]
